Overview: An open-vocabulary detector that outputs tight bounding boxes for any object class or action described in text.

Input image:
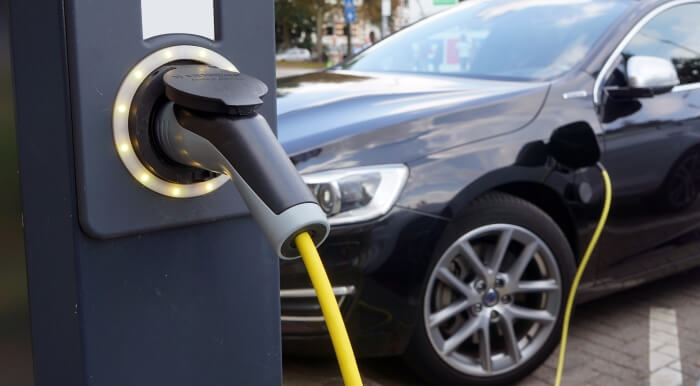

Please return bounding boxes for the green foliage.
[275,0,343,57]
[359,0,401,26]
[275,0,316,51]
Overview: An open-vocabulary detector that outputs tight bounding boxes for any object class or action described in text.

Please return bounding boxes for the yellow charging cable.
[554,165,612,386]
[295,232,363,386]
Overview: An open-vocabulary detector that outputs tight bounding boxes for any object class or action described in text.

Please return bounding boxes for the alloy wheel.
[666,153,700,209]
[423,223,562,377]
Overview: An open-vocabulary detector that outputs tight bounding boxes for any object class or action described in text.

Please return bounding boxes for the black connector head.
[163,65,268,116]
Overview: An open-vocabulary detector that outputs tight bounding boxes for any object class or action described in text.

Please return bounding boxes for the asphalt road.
[283,266,700,386]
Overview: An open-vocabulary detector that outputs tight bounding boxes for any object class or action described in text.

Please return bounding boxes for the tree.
[275,0,315,51]
[359,0,401,29]
[297,0,341,61]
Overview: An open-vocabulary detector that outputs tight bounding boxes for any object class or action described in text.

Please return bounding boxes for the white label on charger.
[141,0,215,41]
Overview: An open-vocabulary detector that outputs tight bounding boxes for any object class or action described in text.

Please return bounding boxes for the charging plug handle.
[157,65,329,258]
[173,106,317,215]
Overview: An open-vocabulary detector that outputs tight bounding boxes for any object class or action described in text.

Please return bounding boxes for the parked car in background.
[276,47,311,62]
[277,0,700,384]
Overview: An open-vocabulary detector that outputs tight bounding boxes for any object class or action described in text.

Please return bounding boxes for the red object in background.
[446,39,459,64]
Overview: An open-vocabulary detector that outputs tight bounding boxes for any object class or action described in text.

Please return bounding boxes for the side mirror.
[605,55,680,99]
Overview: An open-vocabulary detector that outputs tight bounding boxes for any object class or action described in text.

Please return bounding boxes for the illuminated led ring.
[113,45,238,198]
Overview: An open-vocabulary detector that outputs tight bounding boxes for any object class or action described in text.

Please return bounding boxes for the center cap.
[483,289,499,307]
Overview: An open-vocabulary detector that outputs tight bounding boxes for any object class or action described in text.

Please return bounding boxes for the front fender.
[397,131,604,264]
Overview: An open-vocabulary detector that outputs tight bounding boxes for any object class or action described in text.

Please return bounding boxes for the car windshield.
[343,0,629,81]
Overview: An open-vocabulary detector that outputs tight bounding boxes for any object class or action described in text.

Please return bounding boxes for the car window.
[621,3,700,85]
[343,0,629,81]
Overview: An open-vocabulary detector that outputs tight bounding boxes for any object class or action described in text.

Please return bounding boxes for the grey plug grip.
[156,103,329,259]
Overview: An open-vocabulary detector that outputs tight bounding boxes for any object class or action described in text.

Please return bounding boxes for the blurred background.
[274,0,463,77]
[0,0,33,383]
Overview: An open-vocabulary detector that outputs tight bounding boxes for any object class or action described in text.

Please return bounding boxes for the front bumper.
[280,286,356,323]
[280,207,447,357]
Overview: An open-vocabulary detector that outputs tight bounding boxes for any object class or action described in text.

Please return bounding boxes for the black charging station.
[3,1,283,384]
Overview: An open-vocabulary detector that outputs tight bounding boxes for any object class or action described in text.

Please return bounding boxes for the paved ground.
[283,267,700,386]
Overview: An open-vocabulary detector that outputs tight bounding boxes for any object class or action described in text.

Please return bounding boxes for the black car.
[276,0,700,384]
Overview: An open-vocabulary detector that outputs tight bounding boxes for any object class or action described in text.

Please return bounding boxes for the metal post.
[346,21,352,58]
[381,0,390,38]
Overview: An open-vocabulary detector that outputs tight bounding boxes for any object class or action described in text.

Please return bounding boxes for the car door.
[595,2,700,288]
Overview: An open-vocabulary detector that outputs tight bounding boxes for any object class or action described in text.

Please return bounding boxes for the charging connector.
[154,65,329,258]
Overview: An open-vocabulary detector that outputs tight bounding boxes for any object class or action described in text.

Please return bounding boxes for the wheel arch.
[443,168,580,263]
[495,182,579,261]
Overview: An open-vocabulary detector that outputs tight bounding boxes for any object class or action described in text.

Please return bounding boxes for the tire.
[405,192,575,386]
[655,149,700,212]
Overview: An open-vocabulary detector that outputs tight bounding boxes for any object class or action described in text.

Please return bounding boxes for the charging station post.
[6,1,284,385]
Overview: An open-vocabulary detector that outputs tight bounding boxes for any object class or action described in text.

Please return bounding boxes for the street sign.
[345,8,356,23]
[344,0,356,23]
[382,0,390,16]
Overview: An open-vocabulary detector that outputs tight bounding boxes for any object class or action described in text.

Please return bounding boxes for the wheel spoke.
[436,267,479,300]
[441,316,481,354]
[500,313,522,363]
[478,321,492,373]
[429,299,471,328]
[488,228,513,272]
[507,305,555,323]
[458,240,489,280]
[507,241,538,282]
[515,279,559,293]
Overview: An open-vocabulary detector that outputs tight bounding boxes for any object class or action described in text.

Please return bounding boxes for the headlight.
[303,164,409,225]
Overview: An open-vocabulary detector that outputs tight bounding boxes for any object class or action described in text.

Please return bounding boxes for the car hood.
[277,70,549,172]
